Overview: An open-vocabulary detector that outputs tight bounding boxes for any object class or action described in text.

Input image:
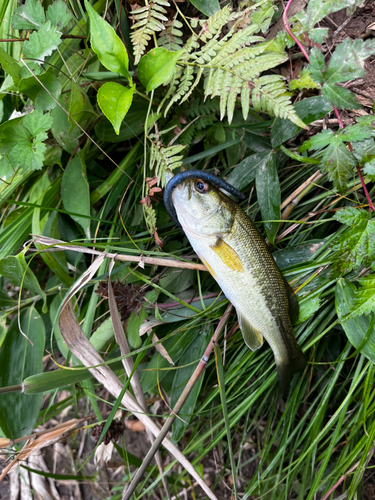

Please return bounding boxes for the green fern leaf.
[131,0,170,64]
[149,142,186,186]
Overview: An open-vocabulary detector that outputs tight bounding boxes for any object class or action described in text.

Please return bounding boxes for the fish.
[164,169,306,396]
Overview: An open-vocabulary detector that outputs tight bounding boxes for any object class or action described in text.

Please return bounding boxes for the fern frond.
[149,142,186,187]
[131,0,170,64]
[143,203,157,235]
[158,17,183,51]
[198,6,232,43]
[163,65,195,116]
[252,75,306,127]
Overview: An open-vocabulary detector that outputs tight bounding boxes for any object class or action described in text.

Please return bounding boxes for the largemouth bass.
[164,170,306,395]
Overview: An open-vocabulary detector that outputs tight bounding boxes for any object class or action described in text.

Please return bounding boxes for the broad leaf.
[348,275,375,317]
[85,0,130,82]
[138,48,185,92]
[255,152,280,245]
[23,21,62,62]
[332,208,375,273]
[188,0,220,16]
[61,155,91,238]
[126,308,147,349]
[308,48,326,84]
[325,38,375,84]
[97,82,135,134]
[336,278,375,363]
[68,82,95,130]
[320,140,356,193]
[322,83,360,110]
[46,0,71,29]
[12,0,45,30]
[0,307,45,440]
[51,94,80,153]
[227,151,270,191]
[0,47,21,86]
[19,67,62,111]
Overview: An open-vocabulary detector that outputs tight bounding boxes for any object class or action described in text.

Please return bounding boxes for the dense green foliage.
[1,0,375,498]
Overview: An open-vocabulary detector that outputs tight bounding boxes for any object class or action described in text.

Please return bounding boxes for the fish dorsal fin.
[210,237,244,272]
[283,276,299,325]
[237,310,264,351]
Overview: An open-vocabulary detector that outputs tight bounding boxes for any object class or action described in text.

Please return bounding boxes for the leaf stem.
[282,0,310,62]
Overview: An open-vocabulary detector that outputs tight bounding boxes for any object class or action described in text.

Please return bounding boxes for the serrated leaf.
[320,139,356,193]
[335,278,375,364]
[19,67,61,111]
[289,68,320,91]
[308,48,325,84]
[352,139,375,164]
[46,0,71,29]
[256,151,280,245]
[341,124,374,142]
[325,38,375,84]
[85,0,130,82]
[322,82,360,110]
[23,21,62,62]
[97,82,135,134]
[61,155,91,238]
[295,0,362,33]
[12,0,45,30]
[23,109,53,135]
[332,208,375,273]
[0,47,21,86]
[138,47,184,92]
[364,160,375,181]
[348,275,375,317]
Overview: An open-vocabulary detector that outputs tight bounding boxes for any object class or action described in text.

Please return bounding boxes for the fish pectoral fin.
[237,311,264,351]
[210,238,244,272]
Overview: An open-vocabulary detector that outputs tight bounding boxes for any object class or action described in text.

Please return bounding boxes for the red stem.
[282,0,310,63]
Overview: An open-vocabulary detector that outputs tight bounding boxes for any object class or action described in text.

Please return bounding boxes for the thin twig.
[32,235,207,271]
[122,304,234,500]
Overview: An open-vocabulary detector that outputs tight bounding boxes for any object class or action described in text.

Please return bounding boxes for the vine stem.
[282,0,375,212]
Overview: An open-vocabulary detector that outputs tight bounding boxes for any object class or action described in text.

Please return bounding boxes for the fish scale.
[168,173,306,395]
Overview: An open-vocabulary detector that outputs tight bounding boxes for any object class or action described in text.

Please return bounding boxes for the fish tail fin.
[276,344,306,398]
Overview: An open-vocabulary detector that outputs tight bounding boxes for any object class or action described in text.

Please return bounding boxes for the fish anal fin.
[237,311,264,351]
[200,256,216,278]
[211,238,244,272]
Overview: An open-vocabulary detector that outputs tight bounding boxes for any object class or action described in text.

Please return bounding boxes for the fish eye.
[195,179,209,194]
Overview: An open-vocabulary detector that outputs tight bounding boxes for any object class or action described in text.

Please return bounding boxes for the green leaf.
[336,278,375,364]
[0,307,45,440]
[23,21,62,62]
[97,82,135,134]
[46,0,71,29]
[0,47,21,86]
[159,269,195,294]
[271,96,332,148]
[332,208,375,273]
[12,0,45,30]
[320,139,356,193]
[61,155,91,238]
[325,38,375,84]
[289,68,321,91]
[171,327,210,442]
[255,152,280,245]
[0,110,53,172]
[19,67,62,111]
[68,82,95,130]
[51,94,80,153]
[273,239,325,269]
[226,151,270,191]
[297,294,321,323]
[322,83,360,110]
[188,0,220,16]
[126,308,147,349]
[348,275,375,317]
[308,48,326,84]
[0,250,46,306]
[364,160,375,181]
[85,0,130,82]
[138,48,185,92]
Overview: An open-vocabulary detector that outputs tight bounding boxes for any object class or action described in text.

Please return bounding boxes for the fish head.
[171,176,236,237]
